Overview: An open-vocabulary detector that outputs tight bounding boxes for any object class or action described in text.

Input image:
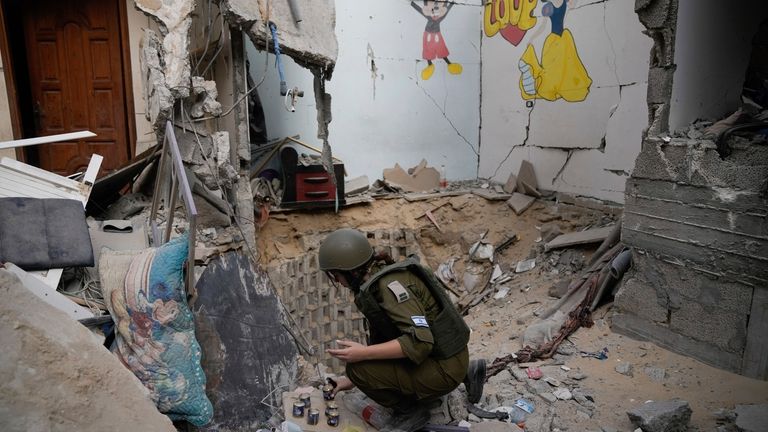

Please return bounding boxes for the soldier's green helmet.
[319,228,374,271]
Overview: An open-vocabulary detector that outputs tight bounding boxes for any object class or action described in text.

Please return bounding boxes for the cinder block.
[614,276,669,323]
[611,312,743,374]
[670,300,748,354]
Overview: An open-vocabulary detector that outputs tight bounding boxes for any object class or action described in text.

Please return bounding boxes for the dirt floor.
[255,191,768,431]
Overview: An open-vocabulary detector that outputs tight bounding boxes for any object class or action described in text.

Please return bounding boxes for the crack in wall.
[604,168,630,176]
[477,28,483,177]
[571,0,609,11]
[412,78,479,156]
[366,43,378,100]
[552,149,575,184]
[491,103,534,178]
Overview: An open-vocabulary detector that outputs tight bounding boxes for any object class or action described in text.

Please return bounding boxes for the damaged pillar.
[614,131,768,379]
[635,0,679,136]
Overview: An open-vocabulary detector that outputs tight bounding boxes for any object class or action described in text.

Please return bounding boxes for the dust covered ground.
[256,192,768,431]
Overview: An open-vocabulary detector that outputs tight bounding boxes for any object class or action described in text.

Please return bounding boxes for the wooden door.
[22,0,129,175]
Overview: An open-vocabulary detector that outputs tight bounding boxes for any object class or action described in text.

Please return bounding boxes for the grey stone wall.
[614,135,768,378]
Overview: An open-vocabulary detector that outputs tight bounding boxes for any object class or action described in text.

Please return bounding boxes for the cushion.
[0,197,93,270]
[100,233,212,426]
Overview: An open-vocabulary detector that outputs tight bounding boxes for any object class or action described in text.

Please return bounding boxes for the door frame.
[0,0,137,163]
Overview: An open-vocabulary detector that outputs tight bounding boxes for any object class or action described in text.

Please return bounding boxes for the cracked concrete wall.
[245,0,482,182]
[668,0,768,132]
[615,134,768,378]
[480,0,652,203]
[222,0,338,73]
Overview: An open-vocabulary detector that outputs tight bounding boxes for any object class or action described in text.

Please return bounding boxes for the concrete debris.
[644,366,667,383]
[383,159,441,192]
[515,258,536,273]
[140,29,174,128]
[626,399,692,432]
[472,188,512,201]
[615,362,634,377]
[545,225,616,251]
[345,175,370,196]
[469,241,494,262]
[552,388,572,400]
[0,269,176,432]
[539,222,563,243]
[507,192,536,215]
[517,160,538,194]
[135,0,193,98]
[223,0,338,72]
[503,173,518,194]
[734,404,768,432]
[189,77,223,118]
[510,367,528,382]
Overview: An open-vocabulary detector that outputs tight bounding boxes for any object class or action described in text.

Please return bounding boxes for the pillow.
[100,232,212,426]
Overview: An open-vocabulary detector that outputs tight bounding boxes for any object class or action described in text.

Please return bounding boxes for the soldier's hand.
[330,376,354,397]
[327,339,367,363]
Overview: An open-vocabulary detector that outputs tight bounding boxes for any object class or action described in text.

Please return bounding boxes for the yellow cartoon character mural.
[518,0,592,102]
[411,1,463,80]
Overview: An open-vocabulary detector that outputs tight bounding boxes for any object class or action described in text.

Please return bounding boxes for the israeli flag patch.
[411,316,429,327]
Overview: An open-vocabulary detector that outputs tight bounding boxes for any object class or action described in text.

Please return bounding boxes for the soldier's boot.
[463,359,486,404]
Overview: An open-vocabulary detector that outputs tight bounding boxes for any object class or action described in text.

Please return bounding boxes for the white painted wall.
[479,0,652,203]
[246,0,482,182]
[669,0,768,132]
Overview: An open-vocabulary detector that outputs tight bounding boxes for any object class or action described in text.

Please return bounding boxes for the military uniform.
[346,259,470,412]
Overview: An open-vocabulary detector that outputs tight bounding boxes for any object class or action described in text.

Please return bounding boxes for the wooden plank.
[742,287,768,379]
[545,225,616,251]
[82,154,103,185]
[4,264,94,320]
[0,130,96,150]
[1,157,81,190]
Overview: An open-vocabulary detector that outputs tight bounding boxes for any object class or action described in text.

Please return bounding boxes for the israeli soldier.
[320,228,485,432]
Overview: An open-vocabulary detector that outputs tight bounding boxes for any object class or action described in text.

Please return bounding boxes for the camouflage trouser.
[346,346,468,413]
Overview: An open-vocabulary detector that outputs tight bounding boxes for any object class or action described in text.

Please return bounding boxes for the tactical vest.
[355,258,470,360]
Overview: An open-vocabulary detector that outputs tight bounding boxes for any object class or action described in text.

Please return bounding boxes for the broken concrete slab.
[0,269,176,432]
[223,0,338,72]
[545,226,616,251]
[520,180,542,198]
[345,175,370,196]
[626,400,692,432]
[734,404,768,432]
[503,173,518,194]
[507,193,536,215]
[472,188,512,201]
[383,160,441,193]
[516,160,538,192]
[135,0,193,99]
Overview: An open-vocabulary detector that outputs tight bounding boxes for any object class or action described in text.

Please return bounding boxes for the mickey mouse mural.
[411,1,463,80]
